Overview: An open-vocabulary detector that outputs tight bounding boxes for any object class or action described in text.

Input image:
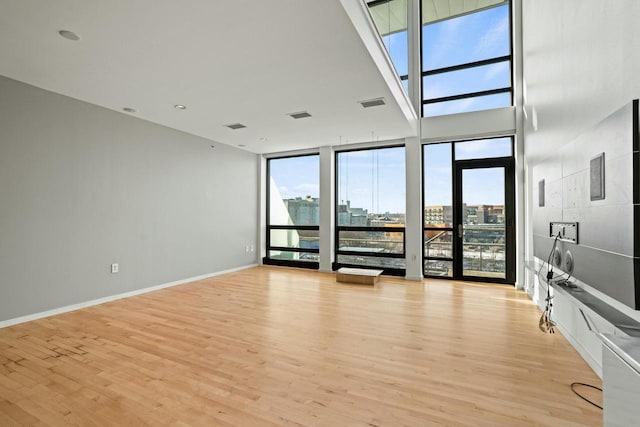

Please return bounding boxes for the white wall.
[0,76,259,323]
[522,0,640,375]
[523,0,640,160]
[421,107,515,143]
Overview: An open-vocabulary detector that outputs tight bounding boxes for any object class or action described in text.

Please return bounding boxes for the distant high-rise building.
[467,205,504,224]
[424,204,504,226]
[285,196,319,225]
[281,196,320,254]
[337,200,369,226]
[424,205,453,227]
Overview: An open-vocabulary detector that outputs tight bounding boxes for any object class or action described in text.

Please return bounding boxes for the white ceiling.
[0,0,416,154]
[369,0,506,35]
[422,0,506,24]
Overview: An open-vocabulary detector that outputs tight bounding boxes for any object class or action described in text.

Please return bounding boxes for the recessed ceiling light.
[58,30,80,41]
[174,104,187,110]
[122,107,136,113]
[288,111,312,119]
[358,97,386,108]
[259,137,268,142]
[225,123,247,130]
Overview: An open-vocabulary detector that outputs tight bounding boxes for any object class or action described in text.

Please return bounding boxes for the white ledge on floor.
[336,267,383,285]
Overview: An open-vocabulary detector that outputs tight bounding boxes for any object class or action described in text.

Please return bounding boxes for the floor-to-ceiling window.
[265,154,320,269]
[421,1,512,117]
[423,142,454,276]
[423,137,515,283]
[263,2,517,276]
[334,146,406,275]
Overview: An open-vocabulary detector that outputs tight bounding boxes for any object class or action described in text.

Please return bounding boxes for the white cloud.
[474,14,509,58]
[443,97,476,115]
[423,81,454,100]
[482,61,509,82]
[456,139,491,155]
[293,183,319,197]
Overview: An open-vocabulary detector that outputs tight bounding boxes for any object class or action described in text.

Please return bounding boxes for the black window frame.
[420,1,513,117]
[333,145,407,276]
[422,142,455,278]
[422,137,516,283]
[264,153,320,270]
[367,0,409,85]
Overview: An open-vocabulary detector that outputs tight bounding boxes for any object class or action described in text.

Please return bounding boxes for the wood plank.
[0,266,602,426]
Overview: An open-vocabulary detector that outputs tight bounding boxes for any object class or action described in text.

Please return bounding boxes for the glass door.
[454,159,515,283]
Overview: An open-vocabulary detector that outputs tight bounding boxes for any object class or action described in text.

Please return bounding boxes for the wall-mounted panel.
[531,100,639,310]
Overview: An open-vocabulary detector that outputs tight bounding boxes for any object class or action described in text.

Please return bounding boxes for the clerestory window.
[368,0,409,93]
[421,1,512,117]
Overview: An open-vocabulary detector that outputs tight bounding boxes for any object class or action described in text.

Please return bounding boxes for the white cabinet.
[602,336,640,426]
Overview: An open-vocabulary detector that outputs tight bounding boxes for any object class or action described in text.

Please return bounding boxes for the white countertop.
[601,333,640,374]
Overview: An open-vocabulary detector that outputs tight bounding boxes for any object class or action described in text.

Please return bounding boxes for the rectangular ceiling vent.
[359,97,386,108]
[225,123,246,130]
[288,111,312,119]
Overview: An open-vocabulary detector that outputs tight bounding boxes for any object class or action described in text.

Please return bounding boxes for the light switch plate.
[549,222,579,244]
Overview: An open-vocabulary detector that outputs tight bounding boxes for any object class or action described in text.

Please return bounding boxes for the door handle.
[458,224,463,238]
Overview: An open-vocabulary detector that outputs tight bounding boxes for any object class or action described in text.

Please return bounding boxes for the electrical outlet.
[111,263,119,273]
[250,244,254,252]
[245,245,249,253]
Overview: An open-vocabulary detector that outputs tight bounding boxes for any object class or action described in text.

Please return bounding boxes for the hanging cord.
[371,150,375,214]
[539,234,560,333]
[535,233,559,284]
[570,382,603,410]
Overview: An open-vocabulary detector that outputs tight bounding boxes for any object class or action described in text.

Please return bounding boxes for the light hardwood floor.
[0,266,602,426]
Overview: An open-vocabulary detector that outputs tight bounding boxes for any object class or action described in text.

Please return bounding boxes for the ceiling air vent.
[359,97,386,108]
[288,111,312,119]
[225,123,246,130]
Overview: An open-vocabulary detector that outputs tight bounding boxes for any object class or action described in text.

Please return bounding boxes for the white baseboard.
[527,279,603,378]
[553,319,603,378]
[0,264,258,329]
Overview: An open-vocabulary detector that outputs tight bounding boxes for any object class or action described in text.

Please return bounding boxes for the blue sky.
[270,155,319,199]
[336,147,405,214]
[421,6,510,71]
[269,148,406,214]
[424,138,510,206]
[383,4,510,116]
[270,5,511,214]
[270,138,509,213]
